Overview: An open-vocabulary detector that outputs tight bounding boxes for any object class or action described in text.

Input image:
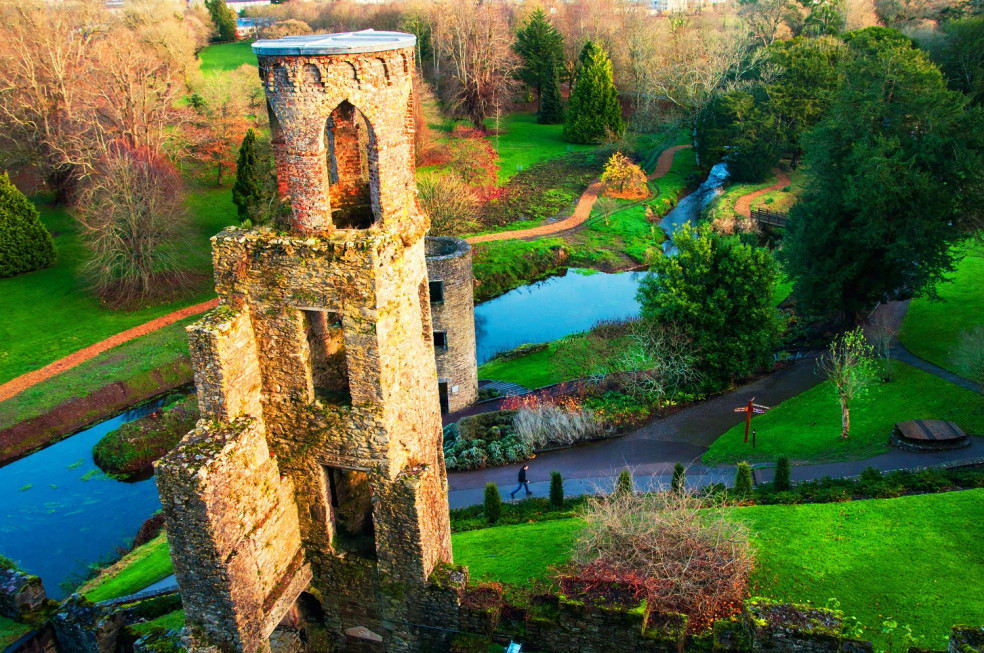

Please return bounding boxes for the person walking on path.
[510,464,532,501]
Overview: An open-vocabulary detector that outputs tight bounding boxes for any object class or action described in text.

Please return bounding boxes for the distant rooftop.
[252,30,416,56]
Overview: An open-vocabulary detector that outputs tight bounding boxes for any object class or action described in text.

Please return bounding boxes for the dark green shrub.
[734,462,754,497]
[0,172,56,278]
[773,456,791,492]
[564,41,624,143]
[897,470,952,493]
[671,462,686,494]
[93,395,198,476]
[860,466,882,483]
[550,471,564,508]
[443,410,526,471]
[815,487,851,503]
[484,483,502,524]
[768,491,799,505]
[615,469,633,496]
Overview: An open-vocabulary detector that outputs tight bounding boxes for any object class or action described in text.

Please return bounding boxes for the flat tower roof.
[252,29,416,56]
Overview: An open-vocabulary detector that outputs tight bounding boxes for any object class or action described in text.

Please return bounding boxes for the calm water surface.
[0,402,164,598]
[474,162,730,364]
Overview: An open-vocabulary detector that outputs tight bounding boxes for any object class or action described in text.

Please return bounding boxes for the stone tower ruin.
[424,237,478,414]
[156,30,453,653]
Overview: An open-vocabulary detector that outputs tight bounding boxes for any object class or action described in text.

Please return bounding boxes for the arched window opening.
[325,101,378,229]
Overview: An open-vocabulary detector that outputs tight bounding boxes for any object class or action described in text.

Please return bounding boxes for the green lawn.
[451,490,984,650]
[80,532,174,603]
[0,193,231,385]
[0,616,32,649]
[0,320,192,441]
[199,41,257,77]
[130,609,185,636]
[900,240,984,373]
[485,113,598,183]
[703,362,984,465]
[749,167,807,213]
[479,341,565,389]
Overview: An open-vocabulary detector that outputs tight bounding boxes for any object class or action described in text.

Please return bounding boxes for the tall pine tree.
[537,57,564,124]
[513,9,565,110]
[232,129,261,224]
[564,41,624,144]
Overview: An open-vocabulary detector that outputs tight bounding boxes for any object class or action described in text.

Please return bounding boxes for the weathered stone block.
[0,567,46,619]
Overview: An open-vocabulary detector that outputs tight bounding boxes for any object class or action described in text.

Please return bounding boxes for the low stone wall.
[0,568,46,619]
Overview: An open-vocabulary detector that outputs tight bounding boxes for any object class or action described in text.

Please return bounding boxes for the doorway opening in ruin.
[438,380,449,414]
[324,466,376,559]
[301,309,351,405]
[325,101,379,230]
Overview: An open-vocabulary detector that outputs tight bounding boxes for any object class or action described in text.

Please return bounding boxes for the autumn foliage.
[601,152,649,200]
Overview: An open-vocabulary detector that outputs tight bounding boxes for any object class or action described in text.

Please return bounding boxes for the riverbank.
[0,322,194,466]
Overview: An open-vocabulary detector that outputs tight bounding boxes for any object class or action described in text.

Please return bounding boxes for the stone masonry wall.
[425,237,478,414]
[157,35,455,653]
[156,415,310,653]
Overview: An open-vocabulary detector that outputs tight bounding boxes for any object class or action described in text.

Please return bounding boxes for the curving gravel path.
[0,298,219,403]
[465,145,692,245]
[734,167,791,219]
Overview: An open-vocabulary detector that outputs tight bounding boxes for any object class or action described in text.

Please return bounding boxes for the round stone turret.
[425,237,478,413]
[253,30,421,237]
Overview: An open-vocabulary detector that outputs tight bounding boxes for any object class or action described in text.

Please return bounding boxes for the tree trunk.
[840,394,850,439]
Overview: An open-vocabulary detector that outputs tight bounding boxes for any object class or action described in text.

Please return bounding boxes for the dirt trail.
[734,167,791,219]
[0,298,218,403]
[465,144,692,245]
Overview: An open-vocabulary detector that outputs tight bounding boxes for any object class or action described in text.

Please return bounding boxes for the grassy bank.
[92,394,198,476]
[702,362,984,465]
[0,616,32,649]
[900,240,984,374]
[79,532,173,603]
[484,113,598,183]
[451,489,984,650]
[0,196,226,386]
[198,41,257,77]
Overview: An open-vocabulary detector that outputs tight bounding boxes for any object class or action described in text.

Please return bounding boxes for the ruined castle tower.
[156,31,453,653]
[424,237,478,414]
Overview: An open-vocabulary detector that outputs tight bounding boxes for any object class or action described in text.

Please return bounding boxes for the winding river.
[0,402,164,599]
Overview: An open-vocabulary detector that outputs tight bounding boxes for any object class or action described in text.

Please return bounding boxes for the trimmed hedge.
[0,172,55,278]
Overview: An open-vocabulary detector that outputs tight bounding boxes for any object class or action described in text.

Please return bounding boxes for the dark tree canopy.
[564,41,624,144]
[0,172,56,278]
[696,36,843,176]
[513,9,565,109]
[930,16,984,106]
[537,56,564,124]
[637,226,780,391]
[782,27,984,316]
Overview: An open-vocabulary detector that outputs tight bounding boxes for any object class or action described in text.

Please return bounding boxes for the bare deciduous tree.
[817,328,878,439]
[607,322,701,411]
[76,145,190,303]
[416,173,479,236]
[568,484,753,630]
[432,1,518,130]
[951,325,984,396]
[865,308,899,381]
[738,0,800,47]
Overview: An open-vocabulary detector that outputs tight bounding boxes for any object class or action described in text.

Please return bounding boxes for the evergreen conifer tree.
[484,483,502,524]
[537,57,564,124]
[549,471,564,508]
[0,172,56,278]
[615,469,633,496]
[734,462,754,498]
[513,9,565,110]
[671,463,686,494]
[564,41,624,143]
[232,129,262,224]
[773,456,792,492]
[205,0,238,42]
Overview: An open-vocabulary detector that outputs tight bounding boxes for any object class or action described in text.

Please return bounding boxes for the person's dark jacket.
[518,467,527,483]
